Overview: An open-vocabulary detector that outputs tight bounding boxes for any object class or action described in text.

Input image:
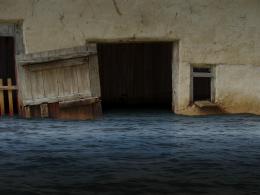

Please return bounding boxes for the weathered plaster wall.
[0,0,259,115]
[215,65,260,115]
[0,0,259,62]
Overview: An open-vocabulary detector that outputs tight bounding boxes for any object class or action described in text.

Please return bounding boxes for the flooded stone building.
[0,0,259,119]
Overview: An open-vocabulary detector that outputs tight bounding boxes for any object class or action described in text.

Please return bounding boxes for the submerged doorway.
[97,42,173,110]
[0,37,18,116]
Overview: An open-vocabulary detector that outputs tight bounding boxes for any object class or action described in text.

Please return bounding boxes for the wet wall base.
[21,98,102,120]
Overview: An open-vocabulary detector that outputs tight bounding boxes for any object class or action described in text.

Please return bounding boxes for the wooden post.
[7,78,14,116]
[24,106,31,119]
[0,79,4,116]
[40,103,49,118]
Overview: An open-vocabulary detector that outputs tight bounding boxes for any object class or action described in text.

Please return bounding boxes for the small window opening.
[193,77,211,101]
[192,66,214,102]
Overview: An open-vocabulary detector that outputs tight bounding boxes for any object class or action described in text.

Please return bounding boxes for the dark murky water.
[0,109,260,194]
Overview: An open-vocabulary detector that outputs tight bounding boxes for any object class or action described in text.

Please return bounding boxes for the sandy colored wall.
[0,0,259,115]
[215,64,260,115]
[177,63,260,115]
[0,0,259,63]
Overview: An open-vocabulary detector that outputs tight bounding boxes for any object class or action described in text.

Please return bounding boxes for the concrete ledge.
[194,101,218,108]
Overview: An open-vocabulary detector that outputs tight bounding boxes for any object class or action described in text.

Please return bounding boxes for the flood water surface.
[0,110,260,194]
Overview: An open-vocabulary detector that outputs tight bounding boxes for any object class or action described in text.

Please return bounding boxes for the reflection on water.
[0,109,260,194]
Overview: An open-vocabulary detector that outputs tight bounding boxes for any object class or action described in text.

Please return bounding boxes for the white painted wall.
[0,0,259,114]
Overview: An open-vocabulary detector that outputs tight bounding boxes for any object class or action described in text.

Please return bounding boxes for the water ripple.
[0,110,259,194]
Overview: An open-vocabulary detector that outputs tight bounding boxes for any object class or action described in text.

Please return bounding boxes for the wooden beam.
[192,72,214,78]
[0,86,18,90]
[59,97,100,109]
[0,79,4,115]
[17,45,97,66]
[48,102,59,119]
[27,57,89,72]
[23,93,92,106]
[24,106,31,119]
[194,100,218,108]
[7,78,14,116]
[40,103,49,118]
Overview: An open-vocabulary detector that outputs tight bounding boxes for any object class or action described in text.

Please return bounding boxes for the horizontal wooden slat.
[27,57,89,72]
[17,45,97,66]
[59,97,100,109]
[7,78,14,116]
[23,93,93,106]
[0,86,18,90]
[0,79,4,115]
[192,72,214,78]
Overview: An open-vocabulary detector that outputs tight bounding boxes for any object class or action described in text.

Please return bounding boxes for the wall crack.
[112,0,122,16]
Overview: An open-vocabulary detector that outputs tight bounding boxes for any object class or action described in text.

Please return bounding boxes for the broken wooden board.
[17,45,97,66]
[194,100,218,108]
[59,97,100,109]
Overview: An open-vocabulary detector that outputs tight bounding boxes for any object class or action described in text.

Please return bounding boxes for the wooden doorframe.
[0,22,25,115]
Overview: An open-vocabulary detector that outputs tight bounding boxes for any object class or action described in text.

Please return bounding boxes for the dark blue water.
[0,110,260,195]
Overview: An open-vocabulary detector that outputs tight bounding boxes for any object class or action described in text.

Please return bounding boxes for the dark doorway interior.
[192,67,212,102]
[193,77,211,101]
[0,37,18,115]
[97,42,173,110]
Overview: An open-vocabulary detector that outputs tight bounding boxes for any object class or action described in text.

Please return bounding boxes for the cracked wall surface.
[0,0,259,115]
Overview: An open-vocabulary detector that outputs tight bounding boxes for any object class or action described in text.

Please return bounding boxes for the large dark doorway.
[0,37,18,115]
[97,42,173,110]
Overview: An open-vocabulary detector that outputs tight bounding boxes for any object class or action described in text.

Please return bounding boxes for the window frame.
[190,65,215,103]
